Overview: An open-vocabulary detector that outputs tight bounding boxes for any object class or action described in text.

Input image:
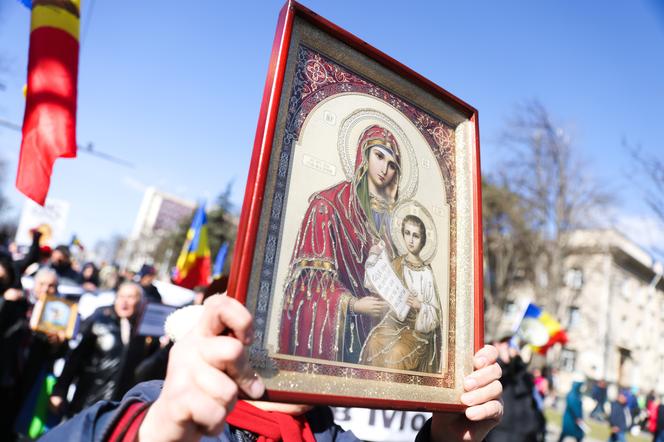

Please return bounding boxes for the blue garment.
[608,431,626,442]
[561,381,584,440]
[39,380,370,441]
[608,400,629,432]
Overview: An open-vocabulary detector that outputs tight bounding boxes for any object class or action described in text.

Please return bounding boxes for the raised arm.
[137,295,265,441]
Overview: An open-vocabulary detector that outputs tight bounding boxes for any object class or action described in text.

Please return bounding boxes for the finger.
[192,359,240,407]
[198,335,265,399]
[196,295,254,344]
[464,362,502,391]
[461,379,503,407]
[473,344,499,369]
[465,399,503,422]
[186,386,231,436]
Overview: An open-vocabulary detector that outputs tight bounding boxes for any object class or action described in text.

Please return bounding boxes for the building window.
[564,268,584,290]
[560,349,576,372]
[567,306,581,330]
[621,279,631,300]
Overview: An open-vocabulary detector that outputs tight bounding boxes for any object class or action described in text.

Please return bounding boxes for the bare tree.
[496,100,613,318]
[153,184,238,276]
[626,142,664,225]
[482,177,540,330]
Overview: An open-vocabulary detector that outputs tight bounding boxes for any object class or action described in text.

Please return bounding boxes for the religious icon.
[30,294,78,339]
[228,2,483,411]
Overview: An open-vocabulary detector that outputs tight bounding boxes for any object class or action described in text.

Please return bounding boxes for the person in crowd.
[48,245,82,286]
[0,248,19,301]
[648,395,660,441]
[1,268,67,440]
[41,294,504,442]
[608,390,630,442]
[485,335,545,442]
[654,396,664,442]
[590,379,608,420]
[533,368,549,401]
[137,264,162,303]
[10,229,43,281]
[558,380,585,442]
[0,250,24,440]
[99,263,122,291]
[80,262,100,292]
[626,388,640,427]
[49,282,160,417]
[134,283,209,384]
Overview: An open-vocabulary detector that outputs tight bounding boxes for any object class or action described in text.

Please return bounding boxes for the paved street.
[546,424,603,442]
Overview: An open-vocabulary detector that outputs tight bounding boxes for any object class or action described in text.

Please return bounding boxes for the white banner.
[15,198,70,247]
[331,407,431,442]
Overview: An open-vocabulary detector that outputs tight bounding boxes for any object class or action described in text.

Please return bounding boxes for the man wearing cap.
[49,245,82,286]
[138,264,162,304]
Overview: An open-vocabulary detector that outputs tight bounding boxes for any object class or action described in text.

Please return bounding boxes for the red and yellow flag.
[173,204,211,289]
[16,0,80,205]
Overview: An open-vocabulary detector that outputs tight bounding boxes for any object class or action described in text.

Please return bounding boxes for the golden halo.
[337,108,418,201]
[390,200,438,264]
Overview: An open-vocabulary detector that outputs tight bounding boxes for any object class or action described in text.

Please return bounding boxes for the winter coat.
[52,306,159,415]
[485,356,545,442]
[609,400,629,432]
[41,380,368,442]
[561,381,584,439]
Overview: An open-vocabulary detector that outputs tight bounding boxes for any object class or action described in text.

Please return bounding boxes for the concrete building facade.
[119,187,196,274]
[560,229,664,393]
[498,229,664,394]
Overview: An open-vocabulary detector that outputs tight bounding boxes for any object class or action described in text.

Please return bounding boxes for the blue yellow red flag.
[173,203,211,289]
[516,303,568,354]
[69,234,84,251]
[212,242,229,280]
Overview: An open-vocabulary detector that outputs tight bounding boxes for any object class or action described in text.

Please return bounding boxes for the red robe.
[278,180,375,362]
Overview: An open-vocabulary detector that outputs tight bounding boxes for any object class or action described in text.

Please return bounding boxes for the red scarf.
[225,401,316,442]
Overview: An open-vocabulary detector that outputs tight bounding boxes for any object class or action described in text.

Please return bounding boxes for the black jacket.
[485,356,545,442]
[656,403,664,434]
[140,283,162,304]
[53,306,160,415]
[0,298,67,439]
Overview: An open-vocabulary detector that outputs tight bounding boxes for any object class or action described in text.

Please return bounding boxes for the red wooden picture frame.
[227,0,483,412]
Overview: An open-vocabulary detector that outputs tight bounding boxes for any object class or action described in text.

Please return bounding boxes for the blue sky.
[0,0,663,255]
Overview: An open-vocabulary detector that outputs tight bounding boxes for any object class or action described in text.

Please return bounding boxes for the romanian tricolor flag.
[173,203,211,289]
[69,234,84,251]
[516,303,568,354]
[16,0,80,206]
[212,242,229,280]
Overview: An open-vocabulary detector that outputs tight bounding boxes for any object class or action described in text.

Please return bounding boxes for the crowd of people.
[478,328,664,442]
[0,231,190,440]
[0,231,664,442]
[556,379,664,442]
[5,230,663,442]
[0,231,504,442]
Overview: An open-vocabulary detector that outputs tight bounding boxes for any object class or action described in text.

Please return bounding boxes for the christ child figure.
[359,213,442,373]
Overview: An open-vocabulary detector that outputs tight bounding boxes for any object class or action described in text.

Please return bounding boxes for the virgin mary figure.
[279,124,404,363]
